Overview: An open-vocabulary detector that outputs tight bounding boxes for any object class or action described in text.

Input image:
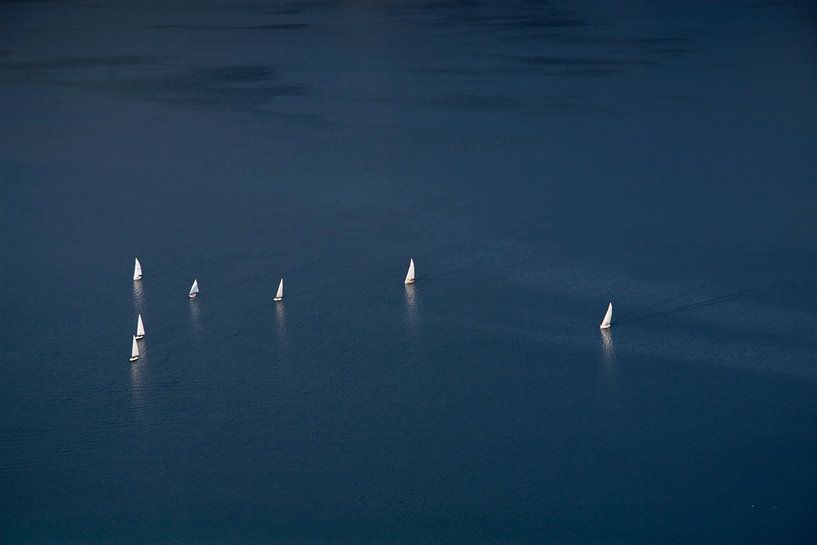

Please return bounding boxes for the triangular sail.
[136,314,145,337]
[190,279,199,295]
[600,302,613,329]
[404,258,415,284]
[131,336,139,358]
[276,278,284,299]
[133,258,142,280]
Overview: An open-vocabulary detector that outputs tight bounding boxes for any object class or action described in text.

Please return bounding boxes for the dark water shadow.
[0,54,165,71]
[0,54,310,115]
[150,23,309,31]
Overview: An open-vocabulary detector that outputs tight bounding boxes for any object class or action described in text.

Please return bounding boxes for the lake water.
[2,1,816,543]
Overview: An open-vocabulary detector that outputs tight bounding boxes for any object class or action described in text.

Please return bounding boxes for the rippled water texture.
[2,1,816,543]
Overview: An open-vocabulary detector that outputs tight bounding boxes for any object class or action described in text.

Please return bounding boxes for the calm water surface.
[1,1,817,543]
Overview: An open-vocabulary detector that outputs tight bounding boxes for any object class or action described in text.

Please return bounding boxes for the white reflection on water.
[404,284,418,328]
[599,328,618,402]
[130,339,147,407]
[600,328,615,362]
[189,299,202,334]
[275,302,287,346]
[132,280,144,311]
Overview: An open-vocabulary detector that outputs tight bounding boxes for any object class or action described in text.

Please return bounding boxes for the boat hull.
[129,356,138,362]
[600,324,611,329]
[188,294,197,299]
[274,297,283,302]
[135,334,144,340]
[404,279,415,284]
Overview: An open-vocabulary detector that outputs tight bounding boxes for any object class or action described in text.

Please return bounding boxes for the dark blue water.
[2,1,817,543]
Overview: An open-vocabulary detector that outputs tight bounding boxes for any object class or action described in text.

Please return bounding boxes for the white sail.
[136,314,145,338]
[189,279,199,297]
[130,335,139,361]
[133,258,142,280]
[404,258,415,284]
[600,302,613,329]
[274,278,284,301]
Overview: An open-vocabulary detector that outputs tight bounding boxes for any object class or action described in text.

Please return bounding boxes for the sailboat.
[189,279,199,299]
[274,278,284,302]
[599,302,613,329]
[133,258,142,281]
[404,258,415,284]
[129,335,139,362]
[135,314,145,340]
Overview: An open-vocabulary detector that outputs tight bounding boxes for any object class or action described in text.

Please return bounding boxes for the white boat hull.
[404,279,415,284]
[599,324,611,329]
[274,297,282,302]
[135,334,144,340]
[189,293,197,299]
[129,356,138,362]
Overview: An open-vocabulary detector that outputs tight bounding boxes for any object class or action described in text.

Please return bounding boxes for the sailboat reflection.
[189,299,202,333]
[599,327,619,402]
[600,328,615,362]
[130,339,147,406]
[275,300,287,345]
[130,355,143,388]
[132,281,144,311]
[404,283,418,328]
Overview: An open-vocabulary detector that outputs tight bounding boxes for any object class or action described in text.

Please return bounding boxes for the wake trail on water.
[615,277,800,325]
